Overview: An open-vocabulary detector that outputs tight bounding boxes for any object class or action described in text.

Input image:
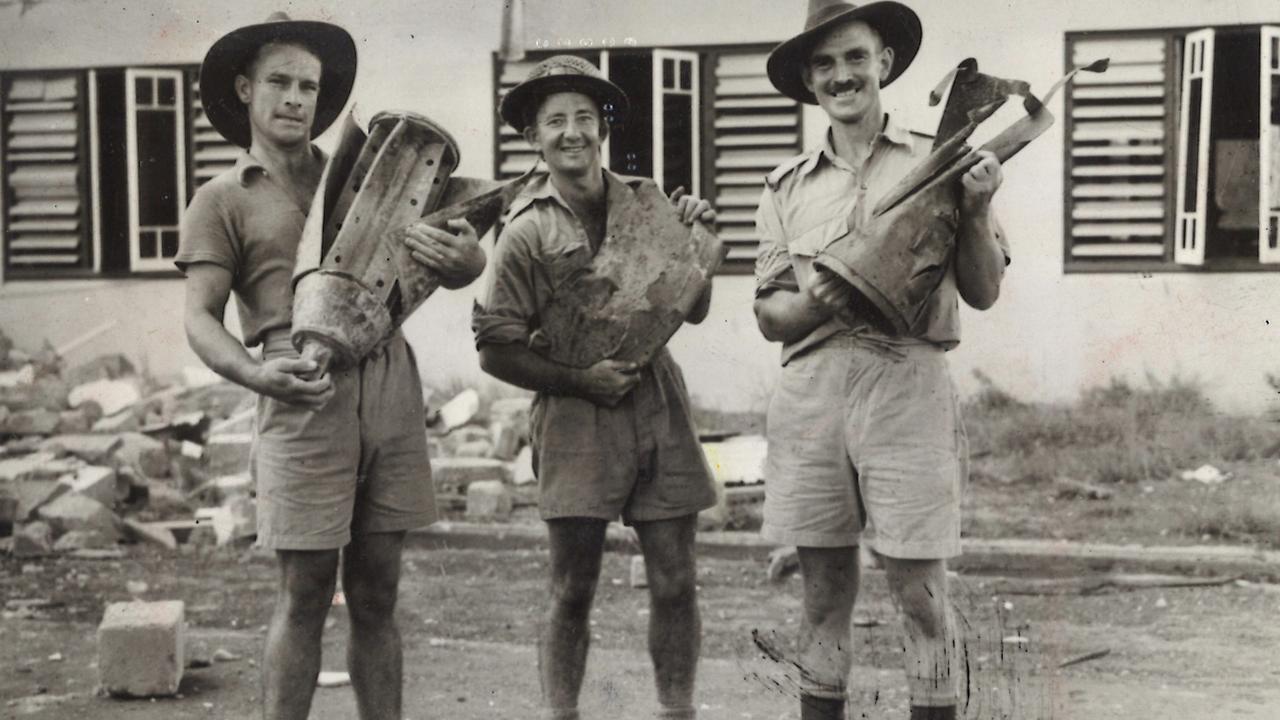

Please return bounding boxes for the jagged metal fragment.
[535,181,726,368]
[290,110,534,374]
[812,58,1110,336]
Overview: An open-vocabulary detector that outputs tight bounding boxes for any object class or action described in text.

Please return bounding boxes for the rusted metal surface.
[291,111,534,374]
[813,59,1109,336]
[535,180,725,369]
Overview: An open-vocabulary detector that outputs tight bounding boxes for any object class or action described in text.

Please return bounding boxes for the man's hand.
[960,150,1003,213]
[574,359,641,407]
[806,267,853,315]
[668,186,716,225]
[251,357,335,410]
[404,218,486,286]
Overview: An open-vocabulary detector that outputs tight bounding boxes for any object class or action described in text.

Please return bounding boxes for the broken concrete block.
[13,521,54,557]
[439,389,480,431]
[122,519,178,550]
[203,433,251,476]
[0,408,61,435]
[0,451,61,483]
[488,396,532,429]
[454,439,495,459]
[513,445,536,486]
[92,409,141,433]
[40,434,123,464]
[56,408,95,434]
[430,457,510,494]
[97,600,185,697]
[630,555,648,588]
[115,433,170,479]
[0,377,69,411]
[68,378,141,417]
[53,529,114,552]
[13,479,70,522]
[449,424,492,446]
[465,480,512,520]
[36,493,119,540]
[61,354,135,389]
[59,465,121,508]
[489,421,521,461]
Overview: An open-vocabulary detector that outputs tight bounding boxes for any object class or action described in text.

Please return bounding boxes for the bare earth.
[4,544,1279,719]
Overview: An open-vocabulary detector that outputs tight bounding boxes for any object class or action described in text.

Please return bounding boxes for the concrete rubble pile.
[0,326,256,558]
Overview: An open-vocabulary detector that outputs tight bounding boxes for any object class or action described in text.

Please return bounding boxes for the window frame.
[1063,24,1280,274]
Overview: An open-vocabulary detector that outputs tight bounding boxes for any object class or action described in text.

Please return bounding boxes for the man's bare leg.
[540,518,608,718]
[263,549,340,720]
[795,546,861,720]
[880,556,959,720]
[634,514,700,718]
[343,530,407,720]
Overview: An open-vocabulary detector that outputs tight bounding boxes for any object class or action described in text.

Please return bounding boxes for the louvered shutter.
[1065,37,1170,261]
[2,73,90,273]
[189,70,239,190]
[709,50,802,273]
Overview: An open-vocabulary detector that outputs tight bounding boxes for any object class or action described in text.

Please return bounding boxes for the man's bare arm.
[183,264,333,409]
[954,150,1007,311]
[478,343,639,407]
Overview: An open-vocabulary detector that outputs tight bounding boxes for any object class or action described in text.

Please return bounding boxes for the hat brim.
[767,1,922,104]
[499,75,629,133]
[199,19,357,148]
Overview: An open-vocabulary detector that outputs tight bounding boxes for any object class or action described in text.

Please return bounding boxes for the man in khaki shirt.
[753,2,1010,719]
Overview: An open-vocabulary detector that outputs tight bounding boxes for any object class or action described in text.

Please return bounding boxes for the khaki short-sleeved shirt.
[754,116,1010,365]
[174,149,323,348]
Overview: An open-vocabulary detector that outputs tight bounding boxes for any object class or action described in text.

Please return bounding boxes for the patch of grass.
[965,372,1279,486]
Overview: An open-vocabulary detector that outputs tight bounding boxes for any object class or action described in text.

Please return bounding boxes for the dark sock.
[800,694,846,720]
[909,705,957,720]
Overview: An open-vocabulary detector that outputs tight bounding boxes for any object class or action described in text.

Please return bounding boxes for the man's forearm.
[185,310,264,394]
[478,342,584,398]
[753,289,831,344]
[954,203,1005,310]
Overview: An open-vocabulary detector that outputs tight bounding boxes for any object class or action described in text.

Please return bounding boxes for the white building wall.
[2,1,1278,415]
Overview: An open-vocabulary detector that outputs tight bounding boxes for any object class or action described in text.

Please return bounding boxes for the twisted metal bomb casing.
[290,110,534,376]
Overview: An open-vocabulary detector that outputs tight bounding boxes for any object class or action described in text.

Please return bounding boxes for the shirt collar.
[800,113,915,177]
[507,167,637,218]
[234,145,327,187]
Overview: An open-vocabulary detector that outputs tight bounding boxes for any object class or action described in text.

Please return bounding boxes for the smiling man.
[174,12,485,720]
[473,56,719,720]
[753,2,1010,719]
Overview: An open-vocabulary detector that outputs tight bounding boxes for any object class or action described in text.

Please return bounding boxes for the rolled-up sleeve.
[753,185,797,299]
[472,216,540,348]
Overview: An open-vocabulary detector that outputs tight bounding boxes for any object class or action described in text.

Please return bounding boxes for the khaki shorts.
[761,335,967,558]
[531,351,717,525]
[252,331,436,550]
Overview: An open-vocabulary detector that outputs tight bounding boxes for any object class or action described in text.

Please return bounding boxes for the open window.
[1065,25,1280,271]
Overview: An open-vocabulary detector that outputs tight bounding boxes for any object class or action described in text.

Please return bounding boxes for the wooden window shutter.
[709,50,802,274]
[1065,35,1171,262]
[2,72,91,274]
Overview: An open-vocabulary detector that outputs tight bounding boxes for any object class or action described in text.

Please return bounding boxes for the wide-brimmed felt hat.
[767,0,922,104]
[199,11,357,148]
[499,55,629,133]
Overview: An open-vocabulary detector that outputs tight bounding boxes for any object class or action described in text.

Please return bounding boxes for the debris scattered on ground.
[979,572,1240,596]
[1180,464,1231,485]
[1053,476,1114,500]
[316,671,351,688]
[1057,648,1111,668]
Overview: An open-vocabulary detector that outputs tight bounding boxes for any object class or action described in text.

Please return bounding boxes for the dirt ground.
[4,544,1280,719]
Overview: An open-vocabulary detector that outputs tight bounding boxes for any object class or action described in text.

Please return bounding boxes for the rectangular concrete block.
[59,465,119,508]
[489,421,521,461]
[115,433,171,479]
[36,493,119,540]
[40,434,123,464]
[430,457,510,495]
[465,479,513,520]
[630,555,648,588]
[13,478,70,522]
[97,600,185,697]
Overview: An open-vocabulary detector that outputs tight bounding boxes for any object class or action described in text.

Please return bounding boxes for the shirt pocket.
[787,215,849,258]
